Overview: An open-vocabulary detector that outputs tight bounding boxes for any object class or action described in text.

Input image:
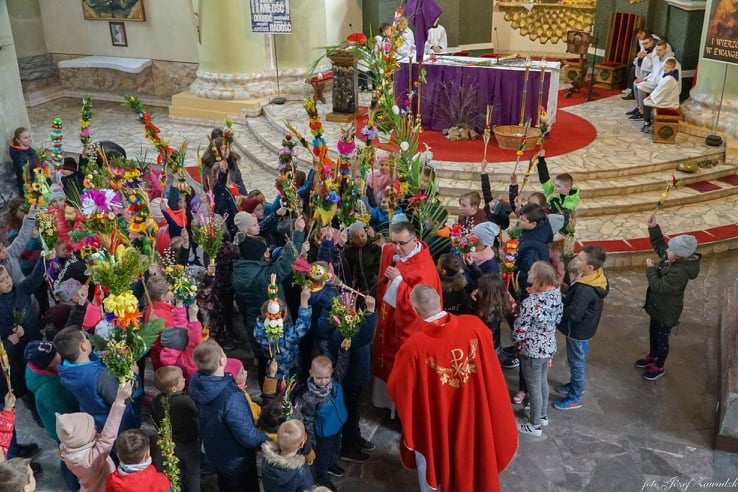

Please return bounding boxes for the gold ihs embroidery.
[426,339,478,388]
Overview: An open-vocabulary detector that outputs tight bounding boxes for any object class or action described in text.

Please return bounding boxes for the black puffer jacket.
[557,268,609,341]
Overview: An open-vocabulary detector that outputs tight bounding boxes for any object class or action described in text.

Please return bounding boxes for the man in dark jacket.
[554,245,609,410]
[515,203,553,298]
[636,215,700,381]
[189,339,268,491]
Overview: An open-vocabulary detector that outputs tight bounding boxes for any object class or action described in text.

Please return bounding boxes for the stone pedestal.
[326,52,362,122]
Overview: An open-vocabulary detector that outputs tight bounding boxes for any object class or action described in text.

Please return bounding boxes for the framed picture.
[110,22,128,47]
[83,1,146,22]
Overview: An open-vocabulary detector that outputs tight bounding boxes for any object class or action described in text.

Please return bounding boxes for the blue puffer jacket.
[254,306,312,380]
[57,355,139,433]
[188,371,268,476]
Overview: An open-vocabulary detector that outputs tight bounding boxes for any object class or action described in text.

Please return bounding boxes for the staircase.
[233,94,738,268]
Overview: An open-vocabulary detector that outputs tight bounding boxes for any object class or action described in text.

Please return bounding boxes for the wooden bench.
[653,108,681,144]
[309,72,333,104]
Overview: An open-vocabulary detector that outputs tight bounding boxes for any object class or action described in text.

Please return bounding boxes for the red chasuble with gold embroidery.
[373,242,442,382]
[387,314,518,492]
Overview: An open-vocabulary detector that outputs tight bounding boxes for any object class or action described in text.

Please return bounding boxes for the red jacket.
[387,313,518,492]
[0,408,15,456]
[105,464,169,492]
[145,301,176,372]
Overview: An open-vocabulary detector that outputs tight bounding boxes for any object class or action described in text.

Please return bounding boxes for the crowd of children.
[0,115,704,492]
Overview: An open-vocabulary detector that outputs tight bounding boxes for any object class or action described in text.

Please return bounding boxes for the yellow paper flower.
[103,292,139,317]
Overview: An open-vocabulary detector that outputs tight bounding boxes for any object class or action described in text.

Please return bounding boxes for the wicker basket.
[493,125,542,151]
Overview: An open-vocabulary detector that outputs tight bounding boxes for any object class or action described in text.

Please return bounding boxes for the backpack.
[314,383,348,438]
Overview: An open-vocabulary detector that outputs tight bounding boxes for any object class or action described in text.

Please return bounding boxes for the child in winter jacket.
[188,339,268,492]
[54,327,140,433]
[254,287,312,383]
[554,245,609,410]
[297,350,350,491]
[513,261,563,437]
[536,149,580,234]
[158,302,204,385]
[57,382,132,492]
[260,419,314,492]
[0,392,16,459]
[152,366,200,492]
[637,215,701,381]
[105,429,170,492]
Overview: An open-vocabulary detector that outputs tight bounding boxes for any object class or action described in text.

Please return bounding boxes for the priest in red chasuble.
[388,284,518,492]
[372,219,441,413]
[373,220,441,380]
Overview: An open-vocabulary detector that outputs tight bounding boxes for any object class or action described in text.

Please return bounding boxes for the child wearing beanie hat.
[57,382,132,492]
[637,215,701,381]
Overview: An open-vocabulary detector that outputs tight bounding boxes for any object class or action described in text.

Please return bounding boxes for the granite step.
[437,161,737,199]
[442,174,738,218]
[430,148,727,182]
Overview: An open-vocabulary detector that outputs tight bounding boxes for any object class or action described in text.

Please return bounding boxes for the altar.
[395,56,560,132]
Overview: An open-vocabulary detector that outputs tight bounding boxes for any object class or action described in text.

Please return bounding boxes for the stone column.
[0,1,30,165]
[681,0,738,139]
[272,0,328,99]
[189,0,271,100]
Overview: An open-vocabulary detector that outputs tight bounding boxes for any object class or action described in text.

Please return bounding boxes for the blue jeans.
[566,338,587,400]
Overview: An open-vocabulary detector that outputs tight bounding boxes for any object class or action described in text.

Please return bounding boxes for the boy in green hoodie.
[554,245,609,410]
[536,149,580,234]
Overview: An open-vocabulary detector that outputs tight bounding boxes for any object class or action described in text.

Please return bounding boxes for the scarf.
[307,377,332,399]
[469,245,495,265]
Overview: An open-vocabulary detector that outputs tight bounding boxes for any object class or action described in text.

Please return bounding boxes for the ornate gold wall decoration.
[497,2,597,44]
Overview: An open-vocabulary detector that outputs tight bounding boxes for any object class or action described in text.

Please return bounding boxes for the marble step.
[441,174,738,218]
[430,148,727,182]
[437,162,737,200]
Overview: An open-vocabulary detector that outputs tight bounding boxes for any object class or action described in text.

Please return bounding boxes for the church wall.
[37,0,198,63]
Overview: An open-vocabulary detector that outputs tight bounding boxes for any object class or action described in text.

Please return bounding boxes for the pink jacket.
[59,403,125,492]
[159,306,203,382]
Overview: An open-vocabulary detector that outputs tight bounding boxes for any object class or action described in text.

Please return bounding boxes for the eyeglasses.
[391,237,416,246]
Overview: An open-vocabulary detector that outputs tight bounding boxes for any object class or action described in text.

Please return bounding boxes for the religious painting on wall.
[82,0,146,22]
[704,0,738,65]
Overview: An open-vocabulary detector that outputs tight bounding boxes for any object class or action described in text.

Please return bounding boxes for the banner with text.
[703,0,738,65]
[250,0,291,33]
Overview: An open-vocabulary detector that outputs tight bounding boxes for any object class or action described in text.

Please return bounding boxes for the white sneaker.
[621,88,632,96]
[523,407,549,426]
[518,422,543,436]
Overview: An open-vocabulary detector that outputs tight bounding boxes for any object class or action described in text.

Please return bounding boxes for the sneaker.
[358,436,375,451]
[328,463,345,477]
[340,447,370,463]
[634,354,655,368]
[643,364,665,381]
[628,113,644,120]
[501,357,520,369]
[626,108,639,115]
[518,422,543,436]
[553,397,583,410]
[523,407,549,426]
[512,391,527,404]
[621,93,635,100]
[555,383,572,395]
